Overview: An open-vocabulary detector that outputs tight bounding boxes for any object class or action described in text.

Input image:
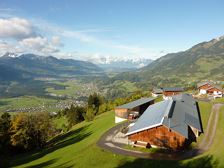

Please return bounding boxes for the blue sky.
[0,0,224,62]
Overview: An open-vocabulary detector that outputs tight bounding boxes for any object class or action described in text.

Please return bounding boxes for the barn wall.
[128,125,194,150]
[207,88,223,94]
[115,108,128,118]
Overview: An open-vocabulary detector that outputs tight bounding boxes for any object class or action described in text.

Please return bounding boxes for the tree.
[66,104,85,127]
[0,112,11,152]
[84,107,95,121]
[10,112,55,151]
[98,103,107,115]
[10,113,30,150]
[87,93,104,115]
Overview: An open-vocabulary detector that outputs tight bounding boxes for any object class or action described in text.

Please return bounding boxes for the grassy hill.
[9,101,224,168]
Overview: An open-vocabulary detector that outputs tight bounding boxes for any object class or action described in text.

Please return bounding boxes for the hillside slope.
[9,102,224,168]
[142,35,224,79]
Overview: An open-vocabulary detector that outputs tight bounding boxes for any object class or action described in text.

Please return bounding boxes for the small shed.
[115,97,155,123]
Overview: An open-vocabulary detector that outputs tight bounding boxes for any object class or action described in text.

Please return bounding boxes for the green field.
[212,97,224,103]
[46,80,81,97]
[0,96,58,113]
[9,101,224,168]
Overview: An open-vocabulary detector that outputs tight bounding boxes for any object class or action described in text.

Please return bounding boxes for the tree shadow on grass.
[24,159,74,168]
[24,159,57,168]
[10,124,92,167]
[116,155,219,168]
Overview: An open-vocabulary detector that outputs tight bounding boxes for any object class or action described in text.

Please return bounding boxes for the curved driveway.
[97,104,223,160]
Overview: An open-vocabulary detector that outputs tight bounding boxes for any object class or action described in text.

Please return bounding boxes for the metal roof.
[116,97,155,109]
[152,88,163,94]
[197,81,223,91]
[126,100,172,135]
[126,94,203,139]
[205,85,223,91]
[162,87,184,92]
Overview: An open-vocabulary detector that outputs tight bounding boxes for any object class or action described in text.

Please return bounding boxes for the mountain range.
[1,35,224,97]
[83,55,153,72]
[0,53,104,82]
[97,58,153,72]
[112,35,224,87]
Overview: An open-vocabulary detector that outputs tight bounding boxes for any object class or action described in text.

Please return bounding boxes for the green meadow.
[45,80,81,97]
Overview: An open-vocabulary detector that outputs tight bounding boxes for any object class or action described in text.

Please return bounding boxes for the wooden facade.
[128,125,196,150]
[207,87,223,94]
[163,91,182,97]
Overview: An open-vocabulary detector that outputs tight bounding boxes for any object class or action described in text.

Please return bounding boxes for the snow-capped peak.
[2,52,19,58]
[215,35,224,41]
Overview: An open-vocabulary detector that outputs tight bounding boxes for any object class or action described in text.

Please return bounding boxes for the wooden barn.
[115,97,155,123]
[162,87,184,99]
[126,94,203,150]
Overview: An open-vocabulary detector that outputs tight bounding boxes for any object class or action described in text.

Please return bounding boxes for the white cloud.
[0,17,167,60]
[51,36,63,46]
[0,41,24,55]
[19,36,59,54]
[0,17,35,39]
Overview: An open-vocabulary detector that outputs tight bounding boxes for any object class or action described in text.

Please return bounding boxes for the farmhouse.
[126,94,203,150]
[197,82,214,94]
[115,97,155,123]
[197,82,223,97]
[162,87,184,99]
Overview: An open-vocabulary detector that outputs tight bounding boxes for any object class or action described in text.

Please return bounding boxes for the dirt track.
[97,104,223,160]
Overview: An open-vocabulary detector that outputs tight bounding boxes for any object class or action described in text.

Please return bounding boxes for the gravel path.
[97,104,223,160]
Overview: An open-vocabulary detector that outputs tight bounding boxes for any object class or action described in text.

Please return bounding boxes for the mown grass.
[212,97,224,103]
[207,106,224,167]
[10,102,223,168]
[198,101,212,129]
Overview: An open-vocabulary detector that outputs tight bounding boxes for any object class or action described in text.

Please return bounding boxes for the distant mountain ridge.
[98,58,153,72]
[112,35,224,86]
[83,54,153,72]
[0,53,104,82]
